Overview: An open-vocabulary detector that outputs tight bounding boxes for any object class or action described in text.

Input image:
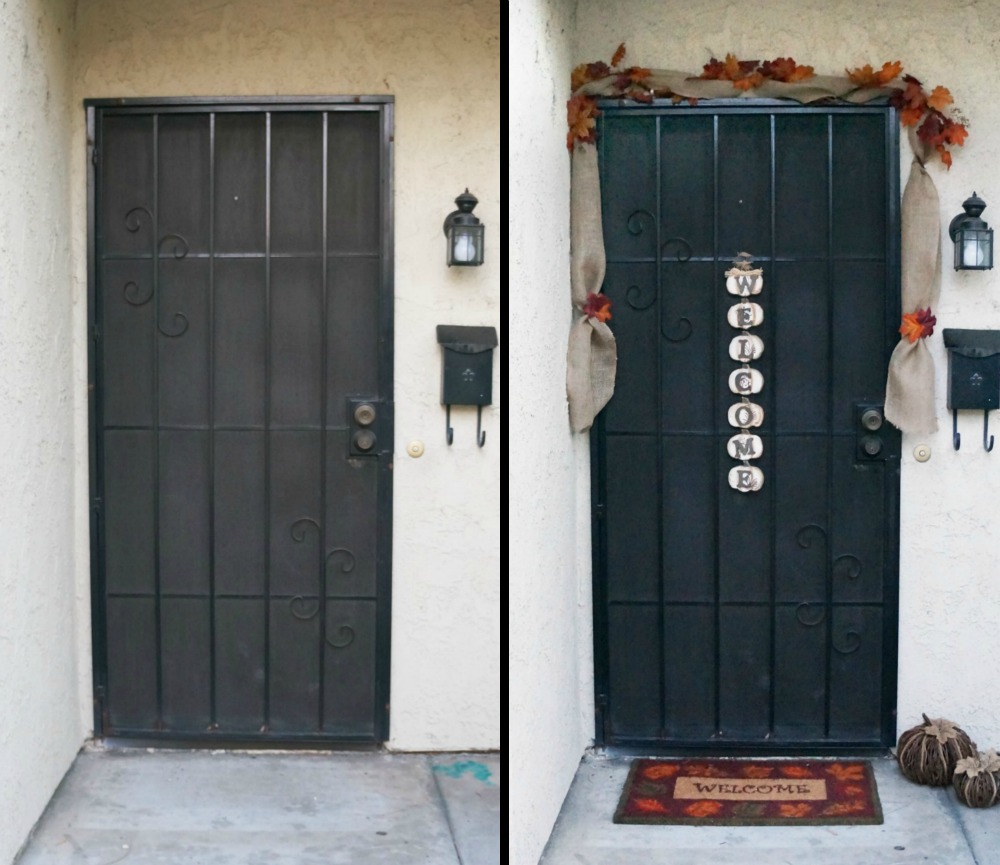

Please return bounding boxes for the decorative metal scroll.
[725,252,765,493]
[121,206,191,337]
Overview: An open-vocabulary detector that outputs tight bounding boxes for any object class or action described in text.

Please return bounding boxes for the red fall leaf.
[583,292,612,322]
[899,307,936,343]
[566,95,599,149]
[610,42,627,68]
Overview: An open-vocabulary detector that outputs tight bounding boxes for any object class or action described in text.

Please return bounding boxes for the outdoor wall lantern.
[949,192,994,271]
[444,189,485,267]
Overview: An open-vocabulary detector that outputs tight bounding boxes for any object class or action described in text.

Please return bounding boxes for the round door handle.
[861,409,883,431]
[354,403,377,426]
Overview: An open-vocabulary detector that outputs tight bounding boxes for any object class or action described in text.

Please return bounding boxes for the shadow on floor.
[15,746,501,865]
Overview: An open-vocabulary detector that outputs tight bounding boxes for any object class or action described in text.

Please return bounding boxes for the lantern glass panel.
[956,228,994,270]
[448,224,485,266]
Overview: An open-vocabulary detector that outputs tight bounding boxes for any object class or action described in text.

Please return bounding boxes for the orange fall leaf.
[927,85,954,112]
[684,800,723,818]
[611,42,627,68]
[877,60,904,85]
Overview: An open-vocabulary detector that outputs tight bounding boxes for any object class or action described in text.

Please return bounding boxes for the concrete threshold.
[15,746,501,865]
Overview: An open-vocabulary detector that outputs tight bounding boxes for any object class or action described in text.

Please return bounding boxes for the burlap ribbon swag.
[567,78,944,435]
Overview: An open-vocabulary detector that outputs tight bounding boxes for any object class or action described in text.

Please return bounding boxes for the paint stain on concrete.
[432,760,496,786]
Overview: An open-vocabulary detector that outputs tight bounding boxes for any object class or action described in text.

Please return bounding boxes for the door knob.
[861,408,883,431]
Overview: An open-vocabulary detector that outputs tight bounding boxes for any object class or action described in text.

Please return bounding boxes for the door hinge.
[91,147,99,166]
[594,503,606,520]
[92,496,102,514]
[91,324,101,342]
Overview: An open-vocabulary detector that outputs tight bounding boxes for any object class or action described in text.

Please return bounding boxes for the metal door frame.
[591,100,901,753]
[86,96,395,747]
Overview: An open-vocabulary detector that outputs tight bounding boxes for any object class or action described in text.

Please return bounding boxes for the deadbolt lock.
[354,403,376,426]
[352,429,376,452]
[348,398,383,457]
[861,408,883,431]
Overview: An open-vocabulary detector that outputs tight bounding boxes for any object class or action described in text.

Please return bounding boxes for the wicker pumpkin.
[953,750,1000,808]
[896,714,976,786]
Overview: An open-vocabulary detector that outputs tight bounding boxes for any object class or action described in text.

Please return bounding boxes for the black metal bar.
[823,114,836,739]
[263,111,273,731]
[655,115,666,739]
[373,100,396,744]
[87,105,109,736]
[595,100,893,116]
[880,107,903,748]
[318,112,329,732]
[109,592,379,601]
[712,113,722,737]
[152,114,164,730]
[208,112,217,729]
[767,113,777,739]
[591,118,611,747]
[100,251,380,261]
[86,95,394,109]
[608,599,886,609]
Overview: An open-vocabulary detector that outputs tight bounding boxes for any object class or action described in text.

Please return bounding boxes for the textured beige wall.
[574,0,1000,749]
[0,2,84,862]
[71,0,501,750]
[508,1,591,864]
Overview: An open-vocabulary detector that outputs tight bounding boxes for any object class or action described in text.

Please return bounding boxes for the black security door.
[88,99,393,744]
[592,104,901,750]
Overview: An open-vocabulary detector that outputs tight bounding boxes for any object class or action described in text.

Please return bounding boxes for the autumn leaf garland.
[568,44,969,169]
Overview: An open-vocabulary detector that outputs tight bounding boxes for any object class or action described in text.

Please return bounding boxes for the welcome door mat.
[614,759,883,826]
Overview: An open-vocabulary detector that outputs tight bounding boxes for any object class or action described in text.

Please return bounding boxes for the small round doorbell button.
[406,441,425,458]
[913,444,932,462]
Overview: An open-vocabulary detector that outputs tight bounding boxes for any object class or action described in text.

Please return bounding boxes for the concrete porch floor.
[539,751,1000,865]
[14,747,501,865]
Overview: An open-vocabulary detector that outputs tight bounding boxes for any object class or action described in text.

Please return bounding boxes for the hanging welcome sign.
[726,253,765,493]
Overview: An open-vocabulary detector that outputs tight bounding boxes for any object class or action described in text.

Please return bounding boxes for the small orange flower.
[780,766,814,779]
[827,763,865,782]
[778,803,813,818]
[743,765,775,779]
[634,797,670,814]
[684,800,723,818]
[843,784,865,796]
[643,764,680,780]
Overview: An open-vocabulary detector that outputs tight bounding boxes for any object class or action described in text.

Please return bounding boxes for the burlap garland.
[568,143,617,433]
[567,72,941,435]
[884,133,941,435]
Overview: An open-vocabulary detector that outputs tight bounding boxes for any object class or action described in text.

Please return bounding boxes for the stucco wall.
[574,0,1000,750]
[0,2,85,862]
[70,0,501,751]
[509,1,593,864]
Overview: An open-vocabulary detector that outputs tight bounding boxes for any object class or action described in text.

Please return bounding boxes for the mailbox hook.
[985,410,995,452]
[953,410,962,450]
[477,406,486,447]
[446,405,454,446]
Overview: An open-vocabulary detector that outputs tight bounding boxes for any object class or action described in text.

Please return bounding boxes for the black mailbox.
[943,328,1000,451]
[436,325,498,446]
